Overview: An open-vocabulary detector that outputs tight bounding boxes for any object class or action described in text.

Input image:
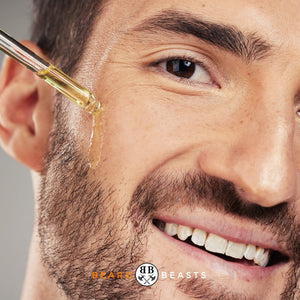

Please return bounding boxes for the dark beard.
[38,100,299,300]
[38,109,151,299]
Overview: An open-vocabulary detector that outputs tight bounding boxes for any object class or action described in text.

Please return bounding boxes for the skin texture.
[0,0,300,299]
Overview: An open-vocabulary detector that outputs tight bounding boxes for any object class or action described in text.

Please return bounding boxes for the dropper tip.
[86,94,101,114]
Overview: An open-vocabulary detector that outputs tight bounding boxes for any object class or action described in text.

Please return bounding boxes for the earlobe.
[0,41,53,172]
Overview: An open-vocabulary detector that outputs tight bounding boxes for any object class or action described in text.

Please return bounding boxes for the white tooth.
[254,248,270,267]
[254,247,265,265]
[177,225,193,241]
[191,229,207,246]
[244,244,256,260]
[205,233,228,254]
[164,223,178,236]
[225,241,246,259]
[257,250,270,267]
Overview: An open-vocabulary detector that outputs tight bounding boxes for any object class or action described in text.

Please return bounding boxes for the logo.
[135,263,159,286]
[92,271,132,279]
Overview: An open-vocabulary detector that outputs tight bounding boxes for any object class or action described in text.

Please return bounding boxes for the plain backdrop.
[0,0,34,299]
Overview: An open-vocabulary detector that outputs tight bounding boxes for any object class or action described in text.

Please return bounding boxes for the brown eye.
[159,58,212,84]
[166,59,196,78]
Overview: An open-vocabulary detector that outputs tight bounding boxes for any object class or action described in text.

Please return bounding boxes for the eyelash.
[150,54,217,86]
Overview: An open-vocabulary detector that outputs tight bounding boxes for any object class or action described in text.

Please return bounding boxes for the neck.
[21,172,65,299]
[21,224,65,300]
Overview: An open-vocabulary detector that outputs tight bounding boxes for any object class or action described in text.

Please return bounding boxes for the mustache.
[130,170,300,262]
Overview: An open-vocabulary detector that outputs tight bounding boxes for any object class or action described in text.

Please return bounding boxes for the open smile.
[153,218,290,280]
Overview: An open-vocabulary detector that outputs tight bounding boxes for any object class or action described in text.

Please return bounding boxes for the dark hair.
[31,0,104,74]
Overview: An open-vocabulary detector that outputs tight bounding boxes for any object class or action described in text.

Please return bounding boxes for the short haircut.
[31,0,104,74]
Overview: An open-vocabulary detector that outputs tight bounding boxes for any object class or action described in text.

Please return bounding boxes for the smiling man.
[0,0,299,299]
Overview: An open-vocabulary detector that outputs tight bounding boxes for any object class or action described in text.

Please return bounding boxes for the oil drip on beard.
[88,108,104,169]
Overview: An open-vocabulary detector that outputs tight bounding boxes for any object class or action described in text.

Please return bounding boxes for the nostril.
[234,178,295,208]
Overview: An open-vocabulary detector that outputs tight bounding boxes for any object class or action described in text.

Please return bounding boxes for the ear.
[0,41,53,172]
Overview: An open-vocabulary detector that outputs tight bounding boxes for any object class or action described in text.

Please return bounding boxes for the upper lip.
[154,209,289,257]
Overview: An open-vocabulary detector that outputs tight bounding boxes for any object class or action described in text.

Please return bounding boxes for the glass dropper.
[0,28,100,114]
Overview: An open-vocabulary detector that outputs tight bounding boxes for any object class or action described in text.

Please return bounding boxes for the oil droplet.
[89,108,104,169]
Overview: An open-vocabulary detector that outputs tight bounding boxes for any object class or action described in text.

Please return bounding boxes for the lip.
[152,222,287,281]
[154,212,288,255]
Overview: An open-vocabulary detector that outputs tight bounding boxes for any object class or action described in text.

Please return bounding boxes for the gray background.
[0,0,34,299]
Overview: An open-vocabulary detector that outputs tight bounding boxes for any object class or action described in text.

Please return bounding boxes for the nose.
[197,95,298,207]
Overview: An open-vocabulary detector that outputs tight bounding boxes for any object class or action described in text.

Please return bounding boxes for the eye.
[158,58,212,84]
[296,104,300,118]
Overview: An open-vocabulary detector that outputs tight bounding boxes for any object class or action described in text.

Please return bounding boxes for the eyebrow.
[133,10,272,62]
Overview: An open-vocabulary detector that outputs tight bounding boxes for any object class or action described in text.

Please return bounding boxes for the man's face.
[39,0,300,299]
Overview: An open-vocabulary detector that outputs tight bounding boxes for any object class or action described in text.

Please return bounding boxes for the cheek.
[91,64,248,196]
[294,126,300,168]
[95,84,214,188]
[97,85,181,186]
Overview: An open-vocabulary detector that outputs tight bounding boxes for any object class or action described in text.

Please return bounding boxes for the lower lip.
[153,225,284,281]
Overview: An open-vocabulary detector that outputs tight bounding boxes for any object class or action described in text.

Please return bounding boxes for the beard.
[38,101,300,300]
[38,101,151,299]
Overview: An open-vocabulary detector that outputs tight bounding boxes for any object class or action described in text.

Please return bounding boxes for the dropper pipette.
[0,28,100,114]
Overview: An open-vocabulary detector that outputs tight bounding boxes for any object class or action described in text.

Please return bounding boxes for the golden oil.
[89,108,104,169]
[0,29,104,168]
[38,65,103,168]
[37,65,100,114]
[37,65,103,169]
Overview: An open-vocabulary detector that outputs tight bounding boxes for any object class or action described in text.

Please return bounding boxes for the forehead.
[102,0,300,42]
